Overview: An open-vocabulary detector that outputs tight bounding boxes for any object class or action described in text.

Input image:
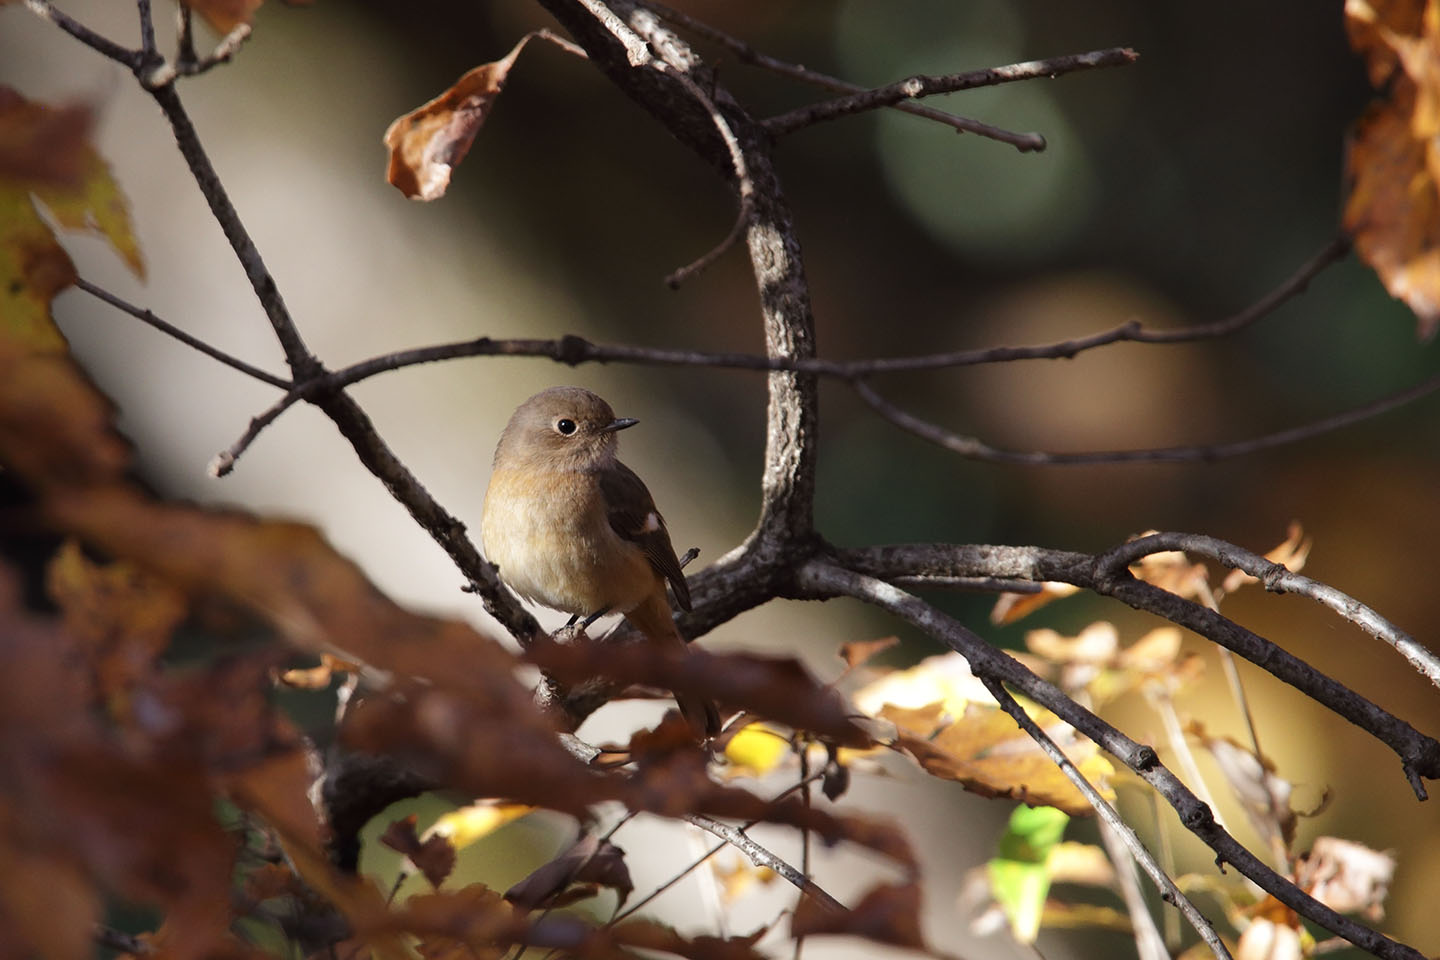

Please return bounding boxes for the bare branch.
[854,371,1440,466]
[24,0,140,67]
[226,234,1345,388]
[174,22,252,78]
[136,0,156,58]
[74,279,292,390]
[144,83,319,376]
[796,561,1426,960]
[644,0,1046,151]
[764,47,1140,139]
[1099,532,1440,694]
[980,676,1231,960]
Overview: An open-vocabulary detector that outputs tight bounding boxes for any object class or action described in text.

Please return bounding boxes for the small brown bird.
[480,386,718,734]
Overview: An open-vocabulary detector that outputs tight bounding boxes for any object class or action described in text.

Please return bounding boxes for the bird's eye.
[555,418,577,435]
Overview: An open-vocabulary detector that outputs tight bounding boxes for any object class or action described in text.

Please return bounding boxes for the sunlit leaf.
[722,723,790,776]
[384,35,538,201]
[881,701,1114,815]
[991,582,1080,625]
[988,806,1069,943]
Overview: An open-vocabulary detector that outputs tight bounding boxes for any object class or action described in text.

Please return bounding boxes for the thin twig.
[74,278,292,389]
[606,769,828,927]
[640,12,756,289]
[980,676,1231,960]
[644,0,1046,151]
[1099,532,1440,698]
[854,371,1440,466]
[227,235,1346,389]
[684,813,845,914]
[136,0,156,58]
[764,47,1139,138]
[176,3,197,69]
[24,0,140,66]
[175,22,253,77]
[797,560,1426,960]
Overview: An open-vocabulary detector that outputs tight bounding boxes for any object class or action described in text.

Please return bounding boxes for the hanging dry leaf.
[1189,722,1297,854]
[991,582,1081,625]
[504,834,632,911]
[1219,523,1313,596]
[1294,836,1395,921]
[1344,0,1440,338]
[181,0,264,34]
[791,882,927,950]
[882,701,1114,816]
[384,35,537,201]
[838,635,900,669]
[380,816,457,890]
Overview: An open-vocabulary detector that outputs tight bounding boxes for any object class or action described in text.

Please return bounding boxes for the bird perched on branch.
[481,386,719,735]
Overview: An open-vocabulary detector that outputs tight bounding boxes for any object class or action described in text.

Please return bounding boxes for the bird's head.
[495,385,637,471]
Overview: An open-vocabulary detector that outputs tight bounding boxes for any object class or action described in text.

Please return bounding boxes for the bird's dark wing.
[599,461,691,611]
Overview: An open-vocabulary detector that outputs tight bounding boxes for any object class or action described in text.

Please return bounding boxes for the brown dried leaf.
[384,35,536,201]
[45,540,186,710]
[0,89,144,284]
[527,634,872,747]
[1219,523,1313,596]
[1189,722,1297,852]
[504,834,631,911]
[791,882,926,950]
[1294,836,1395,921]
[1344,0,1440,337]
[0,88,94,186]
[838,635,899,669]
[883,702,1114,816]
[180,0,264,34]
[1129,546,1210,601]
[608,920,768,960]
[381,816,457,889]
[991,582,1080,625]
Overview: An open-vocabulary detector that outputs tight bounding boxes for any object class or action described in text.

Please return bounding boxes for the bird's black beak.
[601,417,639,433]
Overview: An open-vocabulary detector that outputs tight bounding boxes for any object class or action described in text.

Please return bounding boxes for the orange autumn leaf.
[0,87,143,357]
[880,701,1114,816]
[385,35,539,201]
[791,882,927,950]
[1344,0,1440,338]
[181,0,264,34]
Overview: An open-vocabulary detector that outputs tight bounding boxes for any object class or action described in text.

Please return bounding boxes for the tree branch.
[854,371,1440,466]
[643,0,1047,152]
[74,278,292,390]
[24,0,140,67]
[763,47,1140,139]
[795,561,1426,960]
[1098,533,1440,694]
[683,814,845,914]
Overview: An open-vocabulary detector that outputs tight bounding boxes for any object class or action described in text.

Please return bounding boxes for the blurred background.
[3,0,1438,956]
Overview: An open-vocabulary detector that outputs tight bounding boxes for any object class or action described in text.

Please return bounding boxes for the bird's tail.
[624,590,721,737]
